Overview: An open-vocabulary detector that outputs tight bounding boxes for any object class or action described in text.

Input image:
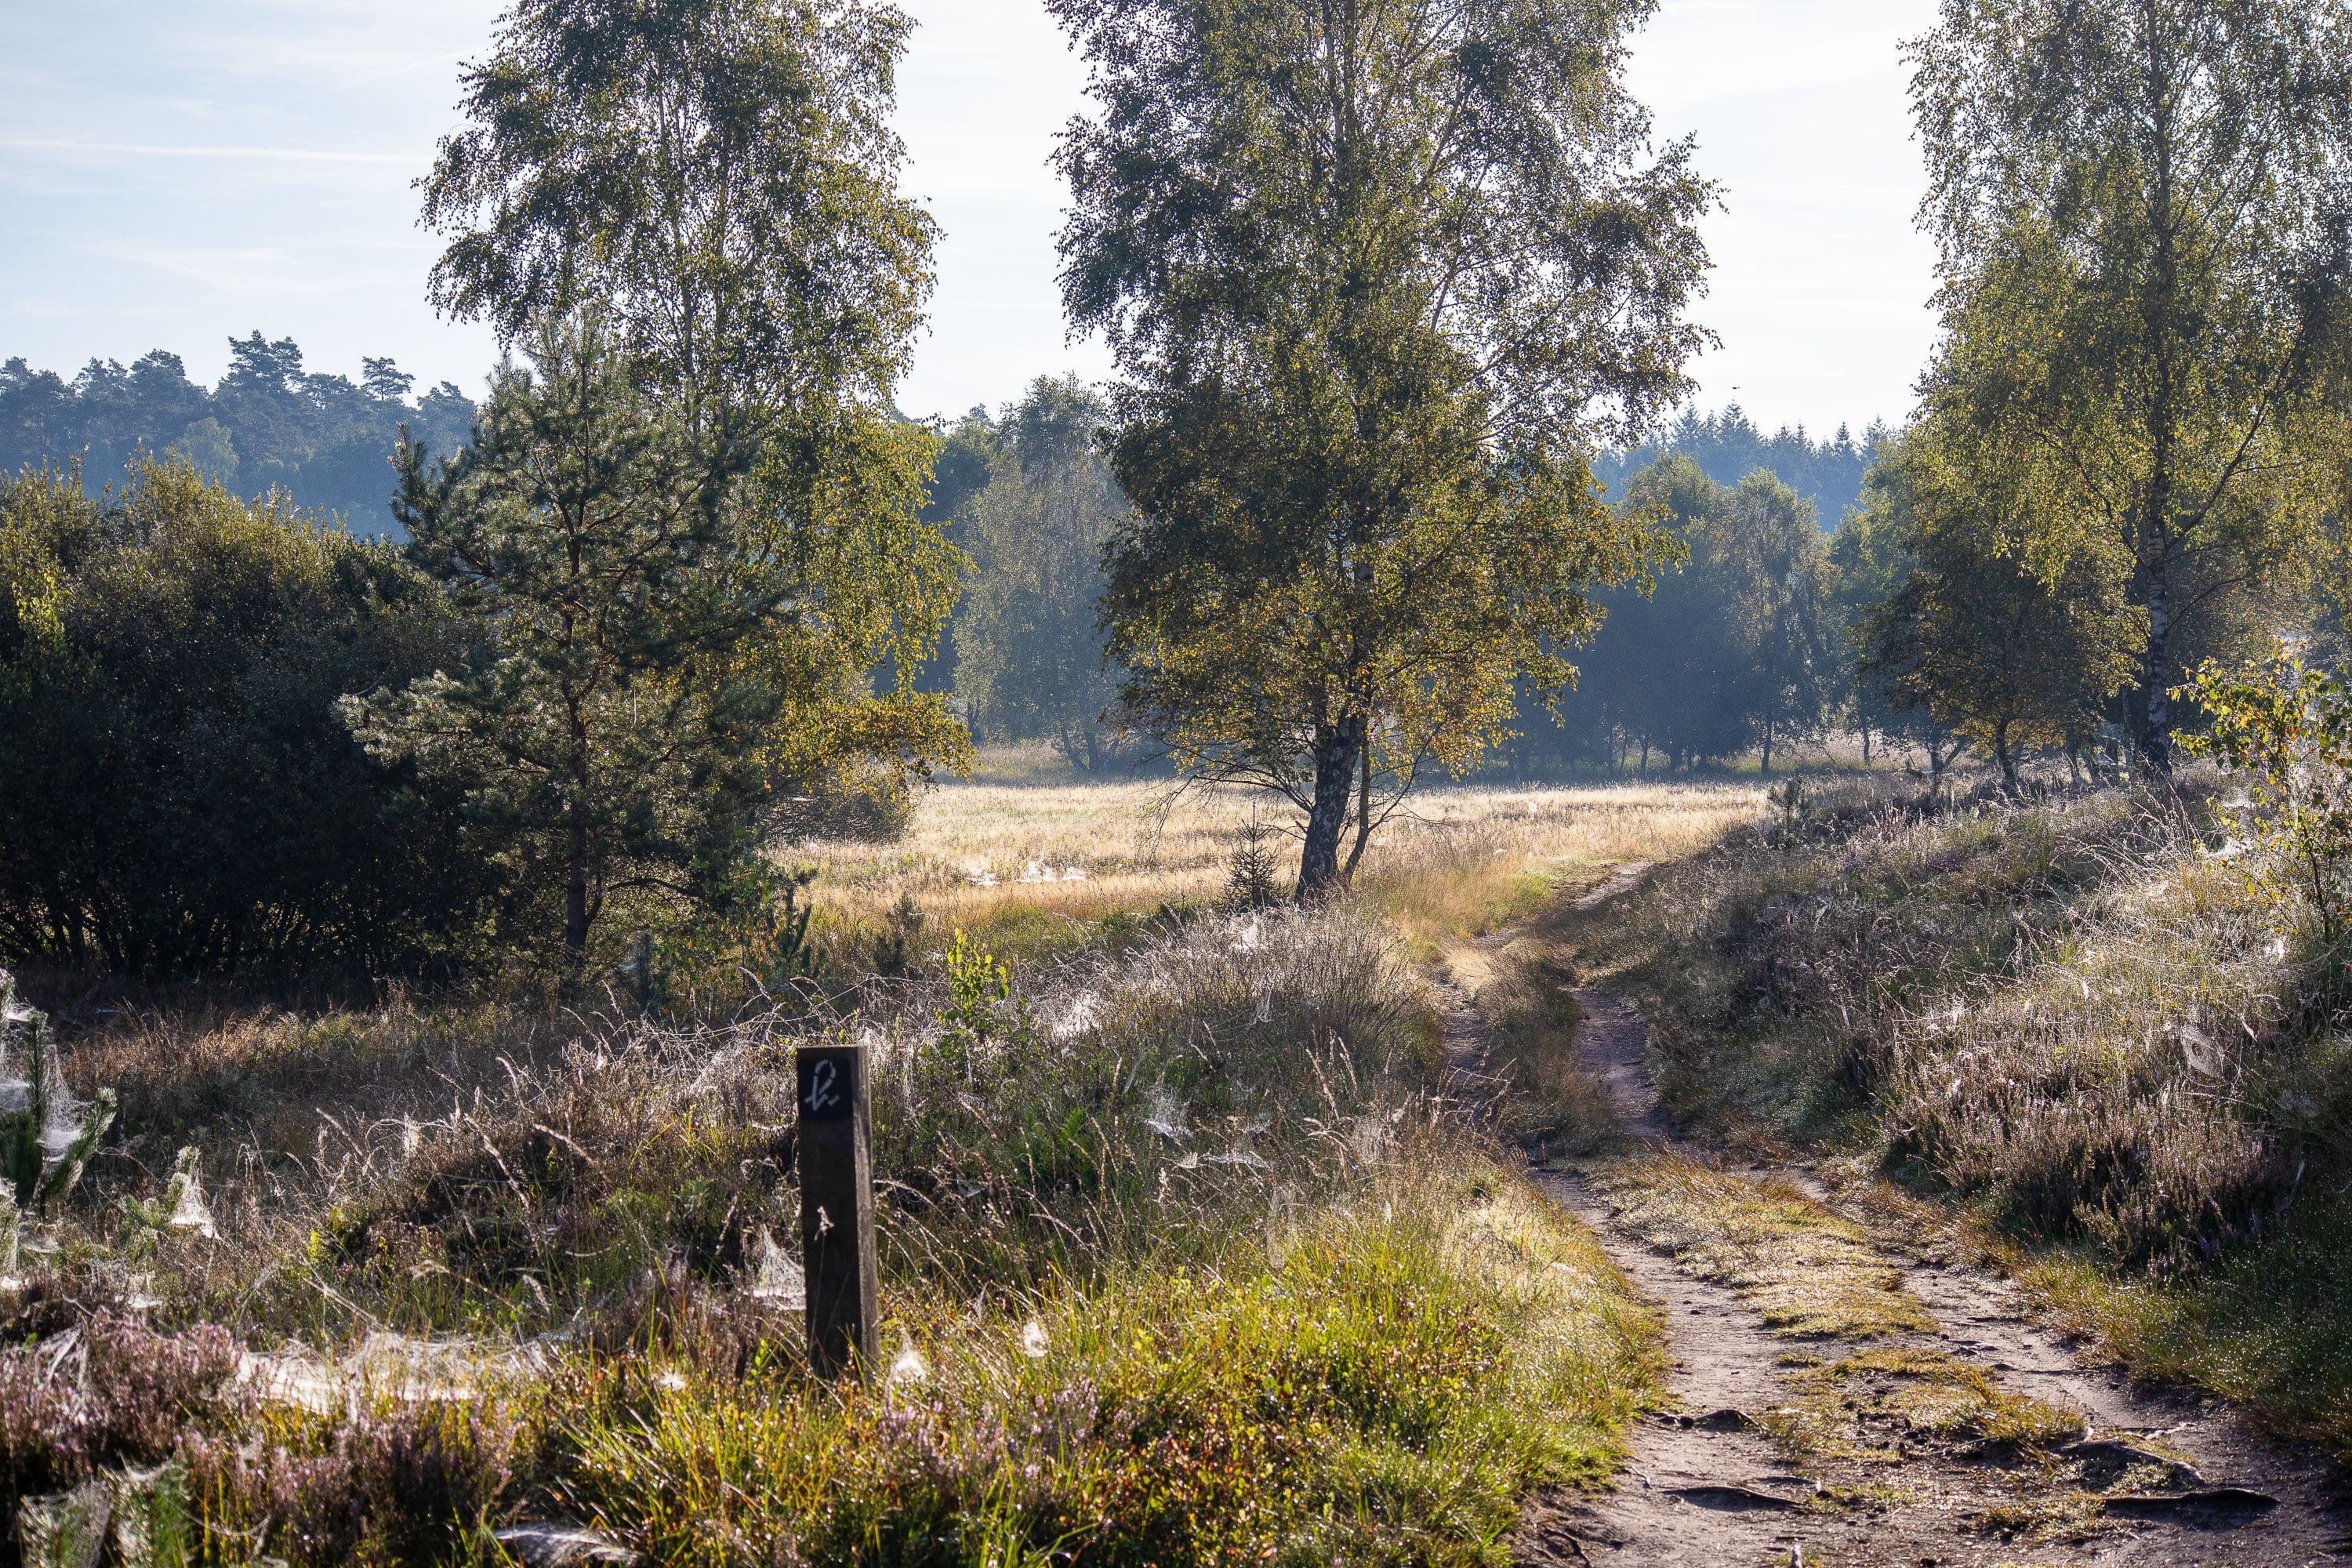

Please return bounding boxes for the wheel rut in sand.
[1465,959,2350,1566]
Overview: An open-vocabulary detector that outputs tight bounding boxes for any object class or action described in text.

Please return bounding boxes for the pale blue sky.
[1,0,1940,439]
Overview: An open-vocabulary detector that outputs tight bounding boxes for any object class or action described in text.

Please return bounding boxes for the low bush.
[0,461,495,982]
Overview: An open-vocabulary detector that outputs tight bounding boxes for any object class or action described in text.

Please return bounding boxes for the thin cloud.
[0,138,416,166]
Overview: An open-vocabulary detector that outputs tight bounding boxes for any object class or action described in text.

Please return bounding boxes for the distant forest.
[1594,406,1889,524]
[3,334,1880,546]
[2,334,1904,779]
[0,336,477,535]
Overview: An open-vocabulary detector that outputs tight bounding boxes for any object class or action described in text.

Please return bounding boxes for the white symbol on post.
[807,1058,841,1114]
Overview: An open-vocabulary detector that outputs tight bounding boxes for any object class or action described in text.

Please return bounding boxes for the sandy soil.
[1471,944,2350,1566]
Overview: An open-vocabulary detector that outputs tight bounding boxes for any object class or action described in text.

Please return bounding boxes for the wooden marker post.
[796,1041,877,1378]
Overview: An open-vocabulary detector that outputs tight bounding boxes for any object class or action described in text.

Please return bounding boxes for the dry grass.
[1761,1344,2086,1469]
[1570,768,2352,1457]
[1569,775,2332,1260]
[800,749,1759,974]
[11,760,1763,1564]
[1598,1153,1938,1339]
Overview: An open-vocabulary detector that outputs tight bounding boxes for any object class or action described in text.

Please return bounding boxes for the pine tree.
[345,318,833,974]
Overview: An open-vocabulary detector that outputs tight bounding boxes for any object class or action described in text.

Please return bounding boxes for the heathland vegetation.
[6,0,2352,1561]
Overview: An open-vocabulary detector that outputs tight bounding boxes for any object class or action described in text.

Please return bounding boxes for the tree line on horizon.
[0,338,477,534]
[5,0,2351,978]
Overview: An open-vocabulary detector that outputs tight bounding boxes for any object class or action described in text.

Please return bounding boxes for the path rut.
[1461,944,2349,1566]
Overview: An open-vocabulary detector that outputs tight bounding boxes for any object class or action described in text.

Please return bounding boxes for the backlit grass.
[560,1168,1658,1566]
[11,771,1740,1563]
[1598,1154,1936,1340]
[800,753,1759,972]
[1566,768,2352,1457]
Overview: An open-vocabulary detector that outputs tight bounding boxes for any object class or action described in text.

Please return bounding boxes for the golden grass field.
[804,746,1765,964]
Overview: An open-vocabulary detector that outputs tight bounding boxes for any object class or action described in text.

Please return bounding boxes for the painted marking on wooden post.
[796,1041,877,1377]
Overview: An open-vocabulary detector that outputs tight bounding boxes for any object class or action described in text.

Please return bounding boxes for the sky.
[0,0,1942,441]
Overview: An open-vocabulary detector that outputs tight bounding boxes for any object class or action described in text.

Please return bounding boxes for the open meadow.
[0,768,1764,1566]
[803,750,1762,967]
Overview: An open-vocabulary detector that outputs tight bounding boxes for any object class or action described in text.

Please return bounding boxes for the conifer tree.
[344,318,946,973]
[397,0,966,969]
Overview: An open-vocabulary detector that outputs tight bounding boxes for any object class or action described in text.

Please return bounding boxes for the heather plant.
[0,898,1658,1566]
[1577,768,2352,1301]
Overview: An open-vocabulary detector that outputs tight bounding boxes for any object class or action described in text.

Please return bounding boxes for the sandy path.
[1475,970,2350,1567]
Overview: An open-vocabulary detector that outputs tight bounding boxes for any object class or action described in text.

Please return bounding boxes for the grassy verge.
[1559,771,2352,1457]
[558,1167,1653,1566]
[7,777,1712,1566]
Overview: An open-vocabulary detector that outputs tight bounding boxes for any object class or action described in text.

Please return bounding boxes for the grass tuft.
[1599,1155,1936,1339]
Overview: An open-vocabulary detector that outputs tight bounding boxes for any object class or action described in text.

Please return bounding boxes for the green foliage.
[1511,457,1834,776]
[1223,816,1286,912]
[1537,456,1741,773]
[1057,0,1711,892]
[0,461,494,977]
[421,0,936,445]
[869,891,926,979]
[0,343,475,536]
[2183,644,2352,938]
[1712,471,1838,775]
[1857,430,2143,787]
[953,376,1132,771]
[562,1190,1644,1567]
[1911,0,2352,767]
[1595,407,1890,524]
[1828,457,1950,767]
[346,318,960,976]
[653,861,826,1013]
[939,929,1029,1052]
[347,318,751,971]
[407,0,968,975]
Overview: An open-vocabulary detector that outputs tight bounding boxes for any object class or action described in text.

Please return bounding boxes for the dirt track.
[1468,941,2350,1566]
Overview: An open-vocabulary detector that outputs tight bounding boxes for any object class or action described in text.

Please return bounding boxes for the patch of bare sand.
[1486,982,2350,1566]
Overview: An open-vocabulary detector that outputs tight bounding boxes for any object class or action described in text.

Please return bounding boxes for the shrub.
[2183,643,2352,938]
[773,767,917,844]
[0,1316,238,1504]
[1580,778,2333,1264]
[0,461,496,980]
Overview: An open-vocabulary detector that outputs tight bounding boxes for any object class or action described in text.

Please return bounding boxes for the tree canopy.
[0,461,490,976]
[0,341,474,535]
[389,0,967,973]
[1857,428,2143,786]
[953,376,1134,771]
[1595,406,1889,524]
[420,0,937,452]
[1055,0,1713,894]
[1911,0,2352,769]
